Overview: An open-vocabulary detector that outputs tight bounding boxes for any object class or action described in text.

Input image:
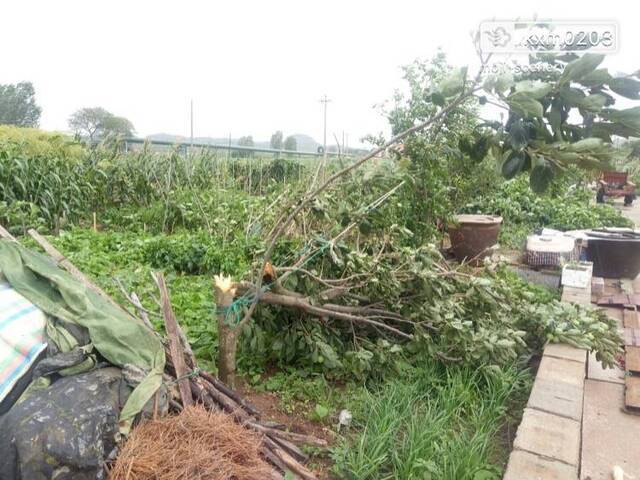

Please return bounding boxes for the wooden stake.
[153,272,193,407]
[0,225,17,242]
[27,228,135,318]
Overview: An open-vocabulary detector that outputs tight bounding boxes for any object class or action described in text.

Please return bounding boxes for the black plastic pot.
[586,229,640,278]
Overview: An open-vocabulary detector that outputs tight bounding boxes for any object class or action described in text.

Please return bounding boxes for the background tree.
[0,82,42,127]
[68,107,134,142]
[270,130,283,150]
[283,135,297,151]
[236,135,254,158]
[384,51,640,243]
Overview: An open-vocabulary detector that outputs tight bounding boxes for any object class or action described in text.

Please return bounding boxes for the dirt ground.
[237,381,337,479]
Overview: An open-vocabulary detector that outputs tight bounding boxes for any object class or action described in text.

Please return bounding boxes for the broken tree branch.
[237,59,488,331]
[236,282,413,339]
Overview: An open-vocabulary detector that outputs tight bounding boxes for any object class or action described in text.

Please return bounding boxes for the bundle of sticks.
[0,226,323,480]
[153,273,324,480]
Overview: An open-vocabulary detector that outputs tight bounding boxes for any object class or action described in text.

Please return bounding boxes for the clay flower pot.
[448,214,503,263]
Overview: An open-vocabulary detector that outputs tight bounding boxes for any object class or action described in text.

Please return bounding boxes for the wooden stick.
[27,228,134,318]
[266,435,308,463]
[152,272,193,407]
[190,380,219,411]
[173,313,197,370]
[261,447,288,478]
[200,376,251,421]
[129,291,159,334]
[267,441,317,480]
[0,225,17,241]
[248,422,328,448]
[199,370,261,417]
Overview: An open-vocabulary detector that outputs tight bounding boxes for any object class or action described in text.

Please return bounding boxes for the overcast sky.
[2,1,638,147]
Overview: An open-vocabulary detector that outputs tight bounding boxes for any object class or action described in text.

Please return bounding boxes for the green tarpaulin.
[0,239,165,434]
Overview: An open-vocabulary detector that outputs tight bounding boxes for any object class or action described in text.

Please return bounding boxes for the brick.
[601,306,624,324]
[623,328,640,346]
[543,343,587,364]
[591,276,605,296]
[621,278,635,294]
[562,285,591,305]
[626,346,640,374]
[536,356,585,388]
[527,377,584,421]
[581,380,640,479]
[626,376,640,409]
[513,408,581,466]
[503,450,577,480]
[623,308,640,328]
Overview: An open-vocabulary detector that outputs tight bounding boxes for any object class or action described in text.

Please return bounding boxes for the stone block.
[513,408,581,466]
[503,450,577,480]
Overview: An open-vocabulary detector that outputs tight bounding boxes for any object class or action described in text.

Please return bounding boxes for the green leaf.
[609,77,640,99]
[559,53,605,84]
[507,92,544,119]
[314,404,330,420]
[578,68,612,87]
[592,122,637,140]
[508,120,529,151]
[579,94,607,112]
[549,99,563,140]
[431,91,446,106]
[473,469,499,480]
[530,156,554,193]
[494,73,514,94]
[559,87,586,107]
[515,80,552,99]
[438,67,468,97]
[569,137,604,152]
[604,107,640,133]
[502,151,526,179]
[470,135,491,162]
[316,340,343,368]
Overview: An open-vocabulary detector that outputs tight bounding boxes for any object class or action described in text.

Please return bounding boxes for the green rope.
[217,238,333,327]
[168,367,201,385]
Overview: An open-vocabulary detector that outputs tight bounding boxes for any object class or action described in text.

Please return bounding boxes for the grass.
[331,362,532,480]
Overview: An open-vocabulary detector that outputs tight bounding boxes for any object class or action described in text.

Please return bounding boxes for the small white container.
[561,261,593,288]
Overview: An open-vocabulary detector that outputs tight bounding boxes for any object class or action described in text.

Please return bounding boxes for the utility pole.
[319,94,331,160]
[190,99,194,147]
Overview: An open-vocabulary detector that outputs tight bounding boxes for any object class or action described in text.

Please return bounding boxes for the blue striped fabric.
[0,279,47,403]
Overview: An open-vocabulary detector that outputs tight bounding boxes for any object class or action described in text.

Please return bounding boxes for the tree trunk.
[214,276,239,388]
[217,321,239,388]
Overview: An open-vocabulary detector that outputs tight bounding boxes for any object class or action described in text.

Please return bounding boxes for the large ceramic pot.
[449,214,503,263]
